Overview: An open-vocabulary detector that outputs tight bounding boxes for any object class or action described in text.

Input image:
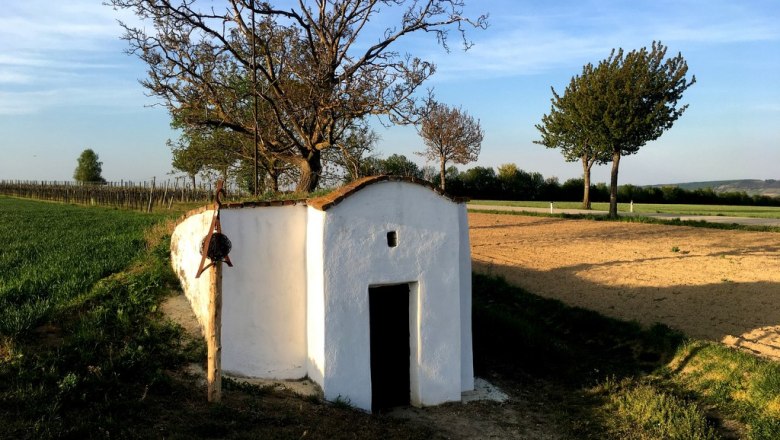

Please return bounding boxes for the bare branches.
[416,101,483,189]
[110,0,486,191]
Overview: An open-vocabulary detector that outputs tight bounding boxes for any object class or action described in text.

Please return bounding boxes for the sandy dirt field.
[469,212,780,358]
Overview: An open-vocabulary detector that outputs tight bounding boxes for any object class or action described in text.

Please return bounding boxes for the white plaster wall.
[318,181,464,411]
[170,210,215,333]
[305,208,327,387]
[219,205,308,379]
[458,203,475,392]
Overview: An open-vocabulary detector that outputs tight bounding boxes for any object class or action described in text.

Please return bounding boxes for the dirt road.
[468,204,780,227]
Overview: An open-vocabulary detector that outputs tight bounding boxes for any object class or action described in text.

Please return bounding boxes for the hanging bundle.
[196,180,233,278]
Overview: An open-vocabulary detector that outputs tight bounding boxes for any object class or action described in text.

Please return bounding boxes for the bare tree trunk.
[269,169,279,193]
[295,150,322,193]
[439,156,447,191]
[190,174,196,192]
[609,151,621,218]
[581,156,592,210]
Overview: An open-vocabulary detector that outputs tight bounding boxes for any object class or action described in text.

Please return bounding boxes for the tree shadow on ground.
[472,258,780,344]
[471,273,688,438]
[471,259,780,438]
[472,273,685,387]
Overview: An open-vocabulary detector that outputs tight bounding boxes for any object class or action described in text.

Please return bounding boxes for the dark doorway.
[369,284,411,412]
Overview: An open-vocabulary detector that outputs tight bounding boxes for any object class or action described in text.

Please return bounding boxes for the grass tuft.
[596,378,717,439]
[664,341,780,439]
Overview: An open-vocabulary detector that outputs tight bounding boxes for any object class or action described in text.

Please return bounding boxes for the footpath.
[468,204,780,228]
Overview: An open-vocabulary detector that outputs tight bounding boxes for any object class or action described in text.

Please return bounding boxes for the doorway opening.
[369,283,411,412]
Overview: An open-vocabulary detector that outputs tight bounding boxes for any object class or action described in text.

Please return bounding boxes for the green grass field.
[0,197,170,337]
[0,197,186,437]
[470,200,780,218]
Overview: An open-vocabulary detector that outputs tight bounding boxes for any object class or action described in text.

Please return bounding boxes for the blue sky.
[1,0,778,185]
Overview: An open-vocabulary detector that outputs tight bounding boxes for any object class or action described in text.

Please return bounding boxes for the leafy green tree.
[539,41,695,217]
[417,101,484,190]
[444,165,463,193]
[73,149,106,184]
[111,0,486,192]
[381,154,423,178]
[535,64,612,209]
[496,164,546,200]
[598,43,696,216]
[170,126,240,183]
[560,178,585,201]
[357,156,385,179]
[460,166,498,199]
[170,139,207,191]
[597,42,695,217]
[497,163,520,197]
[540,176,561,201]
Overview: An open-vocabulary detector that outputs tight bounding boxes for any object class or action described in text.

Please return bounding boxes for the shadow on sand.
[472,257,780,357]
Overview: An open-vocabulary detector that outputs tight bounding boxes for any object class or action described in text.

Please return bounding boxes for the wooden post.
[147,177,156,213]
[207,261,223,402]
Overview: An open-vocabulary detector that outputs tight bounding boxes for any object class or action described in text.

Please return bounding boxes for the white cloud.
[0,1,131,52]
[422,0,780,80]
[0,70,32,84]
[0,90,58,115]
[0,85,151,116]
[0,0,145,114]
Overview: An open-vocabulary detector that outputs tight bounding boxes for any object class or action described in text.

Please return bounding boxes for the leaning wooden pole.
[195,180,232,403]
[207,260,223,402]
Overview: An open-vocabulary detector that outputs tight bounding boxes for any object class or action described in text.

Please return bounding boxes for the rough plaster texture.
[316,182,464,409]
[305,208,326,386]
[170,180,473,412]
[220,206,308,379]
[170,210,215,332]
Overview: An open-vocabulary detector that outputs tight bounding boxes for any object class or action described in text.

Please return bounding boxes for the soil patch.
[469,212,780,358]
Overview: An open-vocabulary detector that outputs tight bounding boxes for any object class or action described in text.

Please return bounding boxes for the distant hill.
[649,179,780,197]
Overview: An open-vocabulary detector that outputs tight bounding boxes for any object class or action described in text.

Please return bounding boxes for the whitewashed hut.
[171,176,473,412]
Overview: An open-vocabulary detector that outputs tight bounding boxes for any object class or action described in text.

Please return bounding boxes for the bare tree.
[417,102,483,190]
[325,121,380,183]
[109,0,487,192]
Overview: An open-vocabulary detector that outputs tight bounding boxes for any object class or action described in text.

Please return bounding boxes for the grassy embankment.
[470,200,780,219]
[2,196,780,438]
[474,274,780,439]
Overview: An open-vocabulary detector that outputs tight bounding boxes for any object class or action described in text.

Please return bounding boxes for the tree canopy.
[111,0,486,192]
[535,63,612,208]
[417,101,484,190]
[536,41,695,217]
[73,149,106,184]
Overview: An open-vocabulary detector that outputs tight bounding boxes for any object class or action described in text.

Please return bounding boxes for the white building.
[171,176,474,412]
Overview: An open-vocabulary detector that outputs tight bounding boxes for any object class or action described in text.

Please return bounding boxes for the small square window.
[386,231,398,247]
